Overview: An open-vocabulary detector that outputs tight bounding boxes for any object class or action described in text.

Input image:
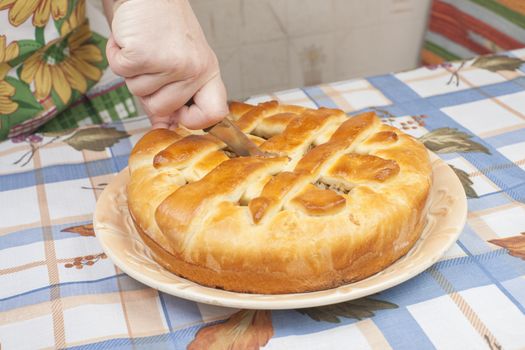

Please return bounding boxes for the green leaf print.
[297,297,398,323]
[472,55,525,72]
[419,128,491,154]
[40,127,77,137]
[35,27,45,46]
[16,64,23,80]
[51,90,67,110]
[3,77,43,124]
[5,40,43,68]
[89,31,109,70]
[449,164,479,199]
[63,127,129,151]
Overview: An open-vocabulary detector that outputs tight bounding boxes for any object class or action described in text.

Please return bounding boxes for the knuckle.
[160,51,178,70]
[163,47,215,80]
[161,50,184,74]
[194,59,208,77]
[184,57,207,80]
[111,58,132,76]
[113,48,146,76]
[118,53,139,71]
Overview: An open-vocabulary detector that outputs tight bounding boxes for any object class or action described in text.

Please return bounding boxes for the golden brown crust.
[327,154,400,183]
[291,184,346,216]
[127,101,432,294]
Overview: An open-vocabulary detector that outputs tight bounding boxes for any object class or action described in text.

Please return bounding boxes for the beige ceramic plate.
[94,152,467,310]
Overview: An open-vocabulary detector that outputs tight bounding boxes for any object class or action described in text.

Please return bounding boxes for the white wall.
[90,0,432,99]
[192,0,432,99]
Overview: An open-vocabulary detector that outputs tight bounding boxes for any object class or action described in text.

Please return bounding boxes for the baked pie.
[128,101,432,294]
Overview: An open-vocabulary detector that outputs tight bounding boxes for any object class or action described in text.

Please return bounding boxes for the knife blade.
[205,117,273,157]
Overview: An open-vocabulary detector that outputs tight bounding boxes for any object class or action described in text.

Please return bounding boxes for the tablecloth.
[1,49,525,350]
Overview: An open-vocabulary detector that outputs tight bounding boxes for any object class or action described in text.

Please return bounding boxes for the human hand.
[106,0,228,129]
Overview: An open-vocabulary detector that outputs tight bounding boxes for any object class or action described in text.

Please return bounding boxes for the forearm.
[102,0,192,24]
[102,0,123,23]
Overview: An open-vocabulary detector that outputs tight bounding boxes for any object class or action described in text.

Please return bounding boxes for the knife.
[204,117,274,157]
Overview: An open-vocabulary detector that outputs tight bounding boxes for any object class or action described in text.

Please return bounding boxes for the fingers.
[150,118,171,129]
[141,75,228,130]
[138,98,175,129]
[125,72,177,97]
[140,79,195,119]
[176,75,228,129]
[141,74,227,130]
[150,116,179,130]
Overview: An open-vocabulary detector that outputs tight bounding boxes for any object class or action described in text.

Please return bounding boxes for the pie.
[127,101,432,294]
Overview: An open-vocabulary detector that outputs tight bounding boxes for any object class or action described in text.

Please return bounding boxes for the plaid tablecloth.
[1,49,525,350]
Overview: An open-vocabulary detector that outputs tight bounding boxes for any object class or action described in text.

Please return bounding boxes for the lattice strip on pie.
[157,156,289,251]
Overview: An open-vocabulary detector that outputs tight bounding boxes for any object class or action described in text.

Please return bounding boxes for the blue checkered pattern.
[1,50,524,349]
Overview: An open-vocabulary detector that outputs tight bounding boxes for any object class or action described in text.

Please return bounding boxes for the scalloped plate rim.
[94,152,467,309]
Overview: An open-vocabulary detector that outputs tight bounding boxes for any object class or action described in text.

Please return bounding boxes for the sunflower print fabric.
[0,0,68,27]
[0,0,137,140]
[20,23,103,104]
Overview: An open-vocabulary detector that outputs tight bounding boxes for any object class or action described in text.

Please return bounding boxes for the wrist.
[103,0,130,23]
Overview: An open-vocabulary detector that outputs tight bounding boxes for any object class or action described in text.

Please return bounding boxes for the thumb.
[177,75,228,129]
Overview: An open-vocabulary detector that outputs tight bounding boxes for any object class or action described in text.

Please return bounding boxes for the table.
[1,49,525,350]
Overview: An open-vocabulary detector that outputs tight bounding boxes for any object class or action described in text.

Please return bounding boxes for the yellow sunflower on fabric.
[0,34,19,79]
[21,23,103,104]
[0,0,68,27]
[0,80,17,115]
[61,0,86,37]
[0,35,19,115]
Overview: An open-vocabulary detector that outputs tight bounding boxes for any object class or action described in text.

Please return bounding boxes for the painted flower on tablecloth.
[0,0,68,27]
[65,253,107,269]
[0,79,17,114]
[20,23,103,104]
[0,35,19,114]
[0,35,19,79]
[188,310,274,350]
[490,232,525,260]
[60,0,86,36]
[188,296,399,349]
